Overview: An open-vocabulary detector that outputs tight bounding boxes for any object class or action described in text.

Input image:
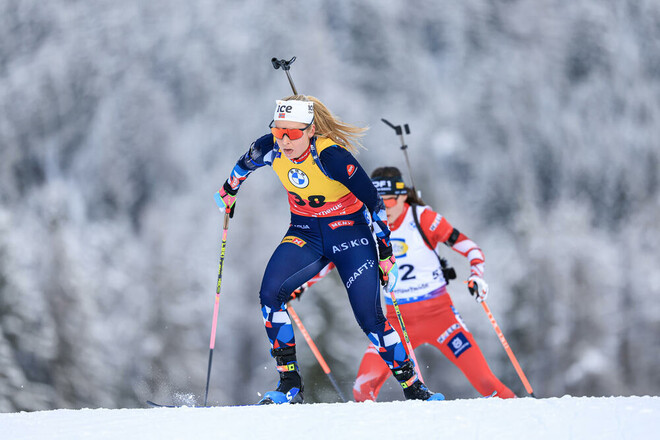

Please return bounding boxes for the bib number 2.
[398,264,416,281]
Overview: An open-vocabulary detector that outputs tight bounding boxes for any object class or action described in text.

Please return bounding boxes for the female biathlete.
[302,167,516,401]
[214,97,443,404]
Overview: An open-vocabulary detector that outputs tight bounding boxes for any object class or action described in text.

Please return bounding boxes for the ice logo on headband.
[277,103,292,117]
[274,100,314,124]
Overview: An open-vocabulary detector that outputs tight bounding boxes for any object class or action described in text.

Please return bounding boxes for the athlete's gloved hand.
[467,275,489,303]
[290,283,308,301]
[214,181,237,218]
[378,244,398,292]
[379,255,398,292]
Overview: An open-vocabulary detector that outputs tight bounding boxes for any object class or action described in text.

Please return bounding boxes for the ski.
[146,400,272,408]
[146,400,212,408]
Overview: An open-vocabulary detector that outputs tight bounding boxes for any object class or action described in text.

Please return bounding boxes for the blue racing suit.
[222,134,408,369]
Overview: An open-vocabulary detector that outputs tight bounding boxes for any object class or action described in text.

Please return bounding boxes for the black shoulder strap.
[411,204,442,265]
[410,204,457,283]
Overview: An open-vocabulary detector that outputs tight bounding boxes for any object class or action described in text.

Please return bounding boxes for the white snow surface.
[2,395,659,440]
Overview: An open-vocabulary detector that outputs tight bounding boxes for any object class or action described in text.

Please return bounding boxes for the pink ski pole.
[204,211,230,406]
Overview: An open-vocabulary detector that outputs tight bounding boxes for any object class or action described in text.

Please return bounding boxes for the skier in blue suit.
[215,95,444,404]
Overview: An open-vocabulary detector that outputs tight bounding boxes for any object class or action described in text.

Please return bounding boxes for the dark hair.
[370,166,425,206]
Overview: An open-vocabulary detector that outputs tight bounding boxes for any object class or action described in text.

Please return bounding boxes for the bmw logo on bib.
[288,168,309,188]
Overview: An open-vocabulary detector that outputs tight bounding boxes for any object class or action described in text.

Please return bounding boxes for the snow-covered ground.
[2,395,658,440]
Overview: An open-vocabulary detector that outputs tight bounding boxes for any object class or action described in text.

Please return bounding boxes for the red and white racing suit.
[350,203,515,400]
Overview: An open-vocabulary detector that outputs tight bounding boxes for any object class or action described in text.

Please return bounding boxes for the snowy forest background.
[1,0,659,411]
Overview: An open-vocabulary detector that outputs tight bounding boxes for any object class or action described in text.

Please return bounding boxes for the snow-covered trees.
[1,0,659,410]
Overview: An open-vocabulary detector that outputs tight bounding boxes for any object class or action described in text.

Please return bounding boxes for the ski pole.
[377,121,424,378]
[204,211,230,406]
[381,119,418,196]
[287,304,347,402]
[271,56,298,94]
[387,290,424,383]
[481,300,535,397]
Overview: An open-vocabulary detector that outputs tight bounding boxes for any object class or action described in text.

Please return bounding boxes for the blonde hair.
[282,95,368,153]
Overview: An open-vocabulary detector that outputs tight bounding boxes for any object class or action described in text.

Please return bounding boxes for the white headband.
[273,100,314,124]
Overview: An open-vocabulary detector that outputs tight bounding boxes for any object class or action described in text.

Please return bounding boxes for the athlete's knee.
[353,308,387,335]
[259,280,290,308]
[260,270,312,307]
[259,288,280,309]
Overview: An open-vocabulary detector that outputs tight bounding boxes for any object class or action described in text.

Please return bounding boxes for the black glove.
[378,242,393,261]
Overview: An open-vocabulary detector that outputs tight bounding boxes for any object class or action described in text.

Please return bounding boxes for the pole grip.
[272,56,298,94]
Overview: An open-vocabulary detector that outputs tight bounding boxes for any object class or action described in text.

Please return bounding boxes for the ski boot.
[392,361,445,401]
[258,346,304,405]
